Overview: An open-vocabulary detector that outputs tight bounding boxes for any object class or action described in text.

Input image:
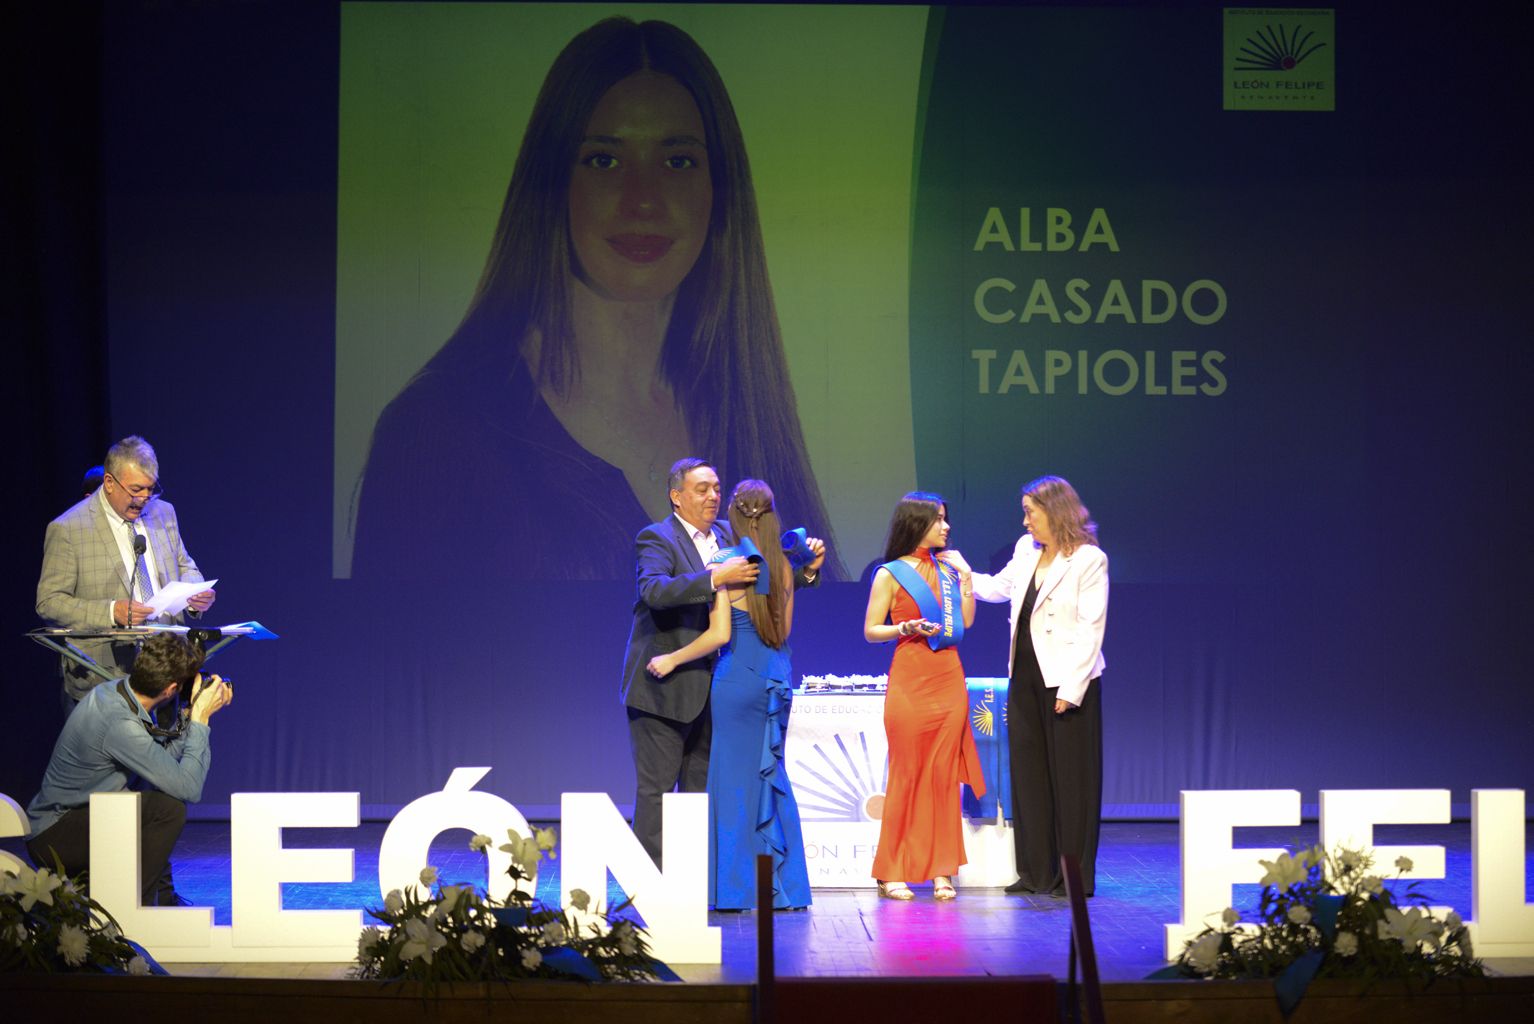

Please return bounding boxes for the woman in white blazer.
[951,476,1108,896]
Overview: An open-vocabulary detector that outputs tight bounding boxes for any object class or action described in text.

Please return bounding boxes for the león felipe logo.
[1233,22,1327,72]
[1223,9,1335,111]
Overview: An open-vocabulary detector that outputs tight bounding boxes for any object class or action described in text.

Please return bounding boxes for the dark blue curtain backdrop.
[3,2,111,800]
[3,2,1530,821]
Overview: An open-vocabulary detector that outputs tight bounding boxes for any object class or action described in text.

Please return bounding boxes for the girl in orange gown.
[864,492,984,900]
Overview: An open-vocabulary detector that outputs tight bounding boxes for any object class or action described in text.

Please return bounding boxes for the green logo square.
[1224,8,1335,111]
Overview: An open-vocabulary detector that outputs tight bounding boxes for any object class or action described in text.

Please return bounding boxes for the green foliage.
[1,857,151,975]
[351,826,667,986]
[1171,845,1483,983]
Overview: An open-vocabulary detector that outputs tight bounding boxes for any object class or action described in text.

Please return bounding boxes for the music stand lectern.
[27,622,279,683]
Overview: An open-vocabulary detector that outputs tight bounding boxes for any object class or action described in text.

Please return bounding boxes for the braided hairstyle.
[726,479,790,647]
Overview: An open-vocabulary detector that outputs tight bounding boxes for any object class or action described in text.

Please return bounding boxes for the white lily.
[400,917,447,963]
[1378,906,1436,948]
[1257,851,1309,890]
[5,865,64,913]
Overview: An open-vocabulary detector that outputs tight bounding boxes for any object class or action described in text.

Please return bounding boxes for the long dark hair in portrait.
[726,478,790,648]
[880,490,948,563]
[352,16,841,580]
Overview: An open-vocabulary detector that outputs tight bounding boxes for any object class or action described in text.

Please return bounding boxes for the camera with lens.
[186,626,223,652]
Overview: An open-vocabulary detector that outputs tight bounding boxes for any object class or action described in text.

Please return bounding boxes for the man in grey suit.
[37,435,216,705]
[620,457,823,866]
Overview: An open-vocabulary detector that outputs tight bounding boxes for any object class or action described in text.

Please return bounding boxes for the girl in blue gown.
[646,479,823,909]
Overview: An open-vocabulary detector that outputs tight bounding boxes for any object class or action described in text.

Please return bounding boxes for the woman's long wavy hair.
[394,16,842,576]
[727,479,790,648]
[880,491,948,564]
[1024,475,1098,555]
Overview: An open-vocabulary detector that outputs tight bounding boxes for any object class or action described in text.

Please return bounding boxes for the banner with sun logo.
[784,680,1011,885]
[963,683,1010,821]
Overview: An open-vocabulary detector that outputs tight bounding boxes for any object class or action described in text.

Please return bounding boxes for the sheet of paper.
[146,578,218,618]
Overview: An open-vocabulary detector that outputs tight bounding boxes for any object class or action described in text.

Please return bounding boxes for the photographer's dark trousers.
[26,791,187,904]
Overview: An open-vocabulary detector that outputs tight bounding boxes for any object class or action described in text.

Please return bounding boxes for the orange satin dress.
[871,559,986,882]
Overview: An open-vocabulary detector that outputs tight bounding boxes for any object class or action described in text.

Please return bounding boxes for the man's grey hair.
[667,457,715,495]
[104,435,159,481]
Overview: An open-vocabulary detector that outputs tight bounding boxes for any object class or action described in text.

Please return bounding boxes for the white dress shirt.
[674,512,720,565]
[98,487,160,619]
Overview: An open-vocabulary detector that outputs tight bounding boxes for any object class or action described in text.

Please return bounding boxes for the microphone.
[132,532,149,606]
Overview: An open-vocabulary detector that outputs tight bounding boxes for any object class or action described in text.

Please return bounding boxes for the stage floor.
[6,820,1531,982]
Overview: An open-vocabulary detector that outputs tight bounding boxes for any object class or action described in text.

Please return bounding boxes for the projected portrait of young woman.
[351,17,842,581]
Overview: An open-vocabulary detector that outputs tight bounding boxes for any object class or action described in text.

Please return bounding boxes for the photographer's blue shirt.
[26,680,211,837]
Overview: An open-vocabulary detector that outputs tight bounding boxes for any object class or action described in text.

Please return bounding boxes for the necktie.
[133,529,155,607]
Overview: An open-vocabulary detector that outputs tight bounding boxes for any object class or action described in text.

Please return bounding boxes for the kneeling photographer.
[25,633,233,905]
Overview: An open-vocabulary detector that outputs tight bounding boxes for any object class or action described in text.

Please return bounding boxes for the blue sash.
[709,536,769,594]
[780,528,817,569]
[882,555,964,651]
[711,528,818,593]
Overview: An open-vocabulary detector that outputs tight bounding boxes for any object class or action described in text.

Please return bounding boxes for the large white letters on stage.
[1319,789,1450,883]
[4,779,1528,963]
[378,767,532,903]
[0,794,27,877]
[560,792,719,963]
[1163,789,1300,959]
[53,773,719,963]
[231,792,362,948]
[1163,788,1534,958]
[91,790,364,960]
[1472,790,1534,957]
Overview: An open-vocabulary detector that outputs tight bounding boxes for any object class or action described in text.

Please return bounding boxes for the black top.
[1011,571,1043,684]
[352,359,649,581]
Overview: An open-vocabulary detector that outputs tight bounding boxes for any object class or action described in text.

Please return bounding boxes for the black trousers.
[627,702,711,868]
[25,791,187,905]
[1007,674,1103,894]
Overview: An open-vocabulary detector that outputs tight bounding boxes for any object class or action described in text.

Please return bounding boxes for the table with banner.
[785,677,1016,888]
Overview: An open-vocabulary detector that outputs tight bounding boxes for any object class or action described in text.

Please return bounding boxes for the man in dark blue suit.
[619,458,753,866]
[619,458,824,866]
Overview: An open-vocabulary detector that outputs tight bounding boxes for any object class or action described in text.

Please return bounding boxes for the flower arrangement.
[352,826,671,985]
[1,861,157,975]
[1159,845,1482,1013]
